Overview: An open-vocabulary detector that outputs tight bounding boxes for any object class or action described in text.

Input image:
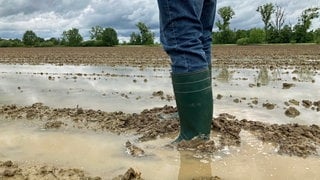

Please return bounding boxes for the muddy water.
[0,64,320,179]
[0,64,319,124]
[0,118,319,179]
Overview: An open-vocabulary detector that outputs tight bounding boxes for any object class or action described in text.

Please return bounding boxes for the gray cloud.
[0,0,319,40]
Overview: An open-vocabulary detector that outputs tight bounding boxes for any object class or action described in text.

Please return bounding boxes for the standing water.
[0,64,320,179]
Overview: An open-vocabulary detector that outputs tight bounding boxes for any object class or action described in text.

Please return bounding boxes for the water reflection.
[256,67,270,86]
[216,67,233,83]
[293,68,315,82]
[178,151,212,179]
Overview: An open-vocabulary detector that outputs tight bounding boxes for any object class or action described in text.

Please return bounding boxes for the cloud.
[0,0,319,40]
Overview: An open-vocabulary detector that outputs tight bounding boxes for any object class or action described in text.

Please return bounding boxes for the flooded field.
[0,45,320,179]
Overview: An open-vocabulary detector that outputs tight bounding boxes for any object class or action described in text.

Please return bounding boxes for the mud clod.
[285,107,300,118]
[282,83,295,89]
[113,168,143,180]
[125,141,145,157]
[263,103,275,110]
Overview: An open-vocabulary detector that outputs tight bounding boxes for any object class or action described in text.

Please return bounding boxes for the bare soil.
[0,45,319,69]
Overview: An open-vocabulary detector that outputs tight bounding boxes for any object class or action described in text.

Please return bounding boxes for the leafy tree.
[314,28,320,44]
[257,3,274,41]
[300,7,320,30]
[267,26,283,43]
[129,22,154,45]
[62,28,83,46]
[235,29,249,40]
[101,27,118,46]
[293,7,320,43]
[257,3,275,30]
[22,30,38,46]
[279,25,293,43]
[129,32,141,45]
[212,30,236,44]
[236,38,250,45]
[89,26,104,40]
[249,28,265,44]
[216,6,235,31]
[214,6,236,44]
[136,22,154,45]
[47,37,60,46]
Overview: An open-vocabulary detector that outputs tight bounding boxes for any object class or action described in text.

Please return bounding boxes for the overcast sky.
[0,0,319,41]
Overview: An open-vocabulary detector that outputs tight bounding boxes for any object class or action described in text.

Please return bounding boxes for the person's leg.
[157,0,214,141]
[200,0,217,66]
[158,0,207,73]
[200,0,217,131]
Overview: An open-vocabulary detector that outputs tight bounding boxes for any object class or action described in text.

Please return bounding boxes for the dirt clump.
[125,141,145,157]
[302,100,313,108]
[288,99,300,106]
[177,138,217,153]
[44,121,65,129]
[112,168,143,180]
[282,83,295,89]
[285,107,301,118]
[212,114,241,147]
[262,103,276,110]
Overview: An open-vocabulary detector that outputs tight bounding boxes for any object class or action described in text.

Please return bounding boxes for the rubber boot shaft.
[172,69,213,141]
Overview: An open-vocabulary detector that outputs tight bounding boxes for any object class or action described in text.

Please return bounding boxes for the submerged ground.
[0,45,319,179]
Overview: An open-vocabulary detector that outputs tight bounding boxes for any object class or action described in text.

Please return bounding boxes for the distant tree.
[279,25,293,43]
[293,7,320,43]
[257,3,274,41]
[249,28,265,44]
[101,27,119,46]
[235,29,249,40]
[89,26,104,40]
[129,32,141,45]
[214,6,236,44]
[22,30,38,46]
[47,37,60,45]
[62,28,83,46]
[314,28,320,44]
[272,4,285,32]
[300,7,320,30]
[136,22,154,45]
[257,3,275,30]
[216,6,235,31]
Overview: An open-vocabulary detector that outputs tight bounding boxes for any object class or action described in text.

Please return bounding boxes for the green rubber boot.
[172,69,213,142]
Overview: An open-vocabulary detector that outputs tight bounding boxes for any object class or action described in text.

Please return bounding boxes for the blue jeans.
[157,0,217,73]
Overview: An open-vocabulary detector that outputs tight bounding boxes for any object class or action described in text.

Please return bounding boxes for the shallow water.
[0,64,319,125]
[0,64,320,179]
[0,118,319,179]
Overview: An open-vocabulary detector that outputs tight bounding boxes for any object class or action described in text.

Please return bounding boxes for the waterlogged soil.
[0,103,319,179]
[0,45,320,179]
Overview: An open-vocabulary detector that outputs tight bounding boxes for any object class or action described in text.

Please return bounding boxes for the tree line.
[214,3,320,45]
[0,22,155,47]
[0,3,319,47]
